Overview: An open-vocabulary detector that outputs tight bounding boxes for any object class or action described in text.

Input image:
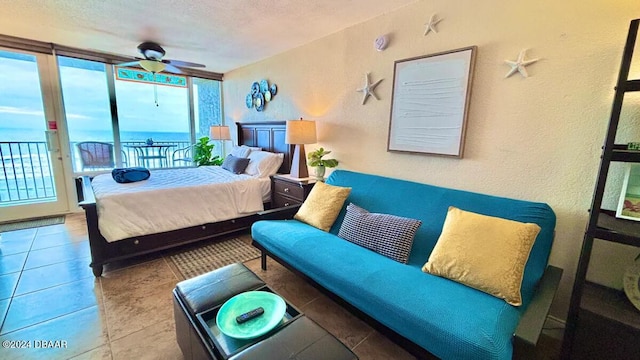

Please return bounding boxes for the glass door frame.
[0,47,73,222]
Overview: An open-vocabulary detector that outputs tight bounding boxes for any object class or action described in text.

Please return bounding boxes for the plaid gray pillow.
[338,203,421,264]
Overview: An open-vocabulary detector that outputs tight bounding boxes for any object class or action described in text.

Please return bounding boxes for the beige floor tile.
[100,259,178,293]
[102,251,168,275]
[14,258,94,296]
[2,277,101,334]
[246,258,321,308]
[352,331,416,360]
[0,272,20,300]
[102,279,176,341]
[110,318,181,360]
[0,252,28,276]
[24,242,90,270]
[67,344,112,360]
[31,231,87,250]
[302,295,373,349]
[0,229,37,242]
[34,223,68,236]
[0,305,108,360]
[0,239,32,256]
[0,298,9,327]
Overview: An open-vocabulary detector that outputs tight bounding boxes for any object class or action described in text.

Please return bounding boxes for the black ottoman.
[173,262,358,360]
[173,263,265,360]
[230,316,357,360]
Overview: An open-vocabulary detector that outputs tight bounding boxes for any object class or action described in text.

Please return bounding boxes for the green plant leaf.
[307,147,338,168]
[193,137,218,166]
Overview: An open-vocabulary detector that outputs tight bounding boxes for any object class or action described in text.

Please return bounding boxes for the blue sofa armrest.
[257,205,301,221]
[513,265,563,357]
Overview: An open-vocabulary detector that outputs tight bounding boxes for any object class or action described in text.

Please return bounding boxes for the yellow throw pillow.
[294,181,351,231]
[422,207,540,306]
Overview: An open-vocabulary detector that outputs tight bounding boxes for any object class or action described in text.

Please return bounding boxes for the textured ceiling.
[0,0,416,74]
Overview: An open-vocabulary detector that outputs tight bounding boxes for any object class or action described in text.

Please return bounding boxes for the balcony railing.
[1,140,193,205]
[72,140,192,171]
[1,141,55,204]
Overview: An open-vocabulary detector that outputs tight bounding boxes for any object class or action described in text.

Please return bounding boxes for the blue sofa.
[252,170,562,359]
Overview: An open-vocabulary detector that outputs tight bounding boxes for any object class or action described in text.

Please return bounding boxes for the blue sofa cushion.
[325,170,556,306]
[252,220,522,360]
[338,203,421,263]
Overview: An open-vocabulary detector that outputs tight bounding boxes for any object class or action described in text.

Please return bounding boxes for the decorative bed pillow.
[221,154,250,174]
[230,145,261,158]
[245,151,284,177]
[338,203,421,264]
[294,181,351,231]
[111,167,150,183]
[422,206,541,306]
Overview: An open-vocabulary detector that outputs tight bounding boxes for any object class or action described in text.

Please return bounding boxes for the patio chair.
[172,145,194,166]
[76,141,127,170]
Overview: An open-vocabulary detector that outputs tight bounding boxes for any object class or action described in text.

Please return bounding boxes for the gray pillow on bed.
[221,154,250,174]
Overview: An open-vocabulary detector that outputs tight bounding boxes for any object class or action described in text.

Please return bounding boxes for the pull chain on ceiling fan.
[116,42,205,106]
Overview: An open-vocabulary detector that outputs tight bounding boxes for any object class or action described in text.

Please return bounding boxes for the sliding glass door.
[0,48,69,222]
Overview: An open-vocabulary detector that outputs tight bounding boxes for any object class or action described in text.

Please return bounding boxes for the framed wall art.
[387,46,477,157]
[617,164,640,221]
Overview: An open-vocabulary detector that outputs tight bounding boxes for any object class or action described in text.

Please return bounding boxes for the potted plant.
[193,137,223,166]
[308,147,339,180]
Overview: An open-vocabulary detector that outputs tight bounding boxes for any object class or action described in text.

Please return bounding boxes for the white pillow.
[245,151,284,177]
[230,146,251,158]
[230,145,260,158]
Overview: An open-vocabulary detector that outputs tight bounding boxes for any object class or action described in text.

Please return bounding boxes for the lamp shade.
[210,125,231,140]
[286,119,317,145]
[139,59,166,73]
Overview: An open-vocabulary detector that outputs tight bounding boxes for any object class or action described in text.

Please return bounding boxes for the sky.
[0,50,192,140]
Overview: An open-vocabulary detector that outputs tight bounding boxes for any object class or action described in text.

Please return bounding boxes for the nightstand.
[271,174,316,208]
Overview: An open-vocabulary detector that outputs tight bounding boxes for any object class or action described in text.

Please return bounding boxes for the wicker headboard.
[236,121,293,174]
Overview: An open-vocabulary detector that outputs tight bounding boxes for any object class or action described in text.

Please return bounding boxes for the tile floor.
[0,213,562,360]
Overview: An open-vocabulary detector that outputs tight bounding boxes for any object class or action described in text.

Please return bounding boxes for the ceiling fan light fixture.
[139,59,166,73]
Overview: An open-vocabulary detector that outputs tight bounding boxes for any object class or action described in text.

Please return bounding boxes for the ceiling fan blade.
[117,61,141,67]
[162,59,205,68]
[163,64,183,74]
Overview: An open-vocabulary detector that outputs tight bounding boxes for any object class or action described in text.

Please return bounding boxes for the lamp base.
[290,144,309,179]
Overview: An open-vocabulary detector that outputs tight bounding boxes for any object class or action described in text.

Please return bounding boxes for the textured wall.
[223,0,640,320]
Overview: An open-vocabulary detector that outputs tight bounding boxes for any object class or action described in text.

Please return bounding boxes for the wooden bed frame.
[76,121,293,276]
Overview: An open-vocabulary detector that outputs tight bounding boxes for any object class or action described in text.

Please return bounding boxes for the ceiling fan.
[117,41,205,74]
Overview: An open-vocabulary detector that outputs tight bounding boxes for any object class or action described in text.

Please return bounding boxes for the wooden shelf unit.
[561,19,640,359]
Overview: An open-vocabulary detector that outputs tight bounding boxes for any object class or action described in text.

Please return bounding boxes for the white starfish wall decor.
[504,49,539,78]
[424,14,443,36]
[356,73,383,105]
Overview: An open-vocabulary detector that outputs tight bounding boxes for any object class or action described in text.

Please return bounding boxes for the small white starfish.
[504,49,539,78]
[356,73,383,105]
[424,14,443,36]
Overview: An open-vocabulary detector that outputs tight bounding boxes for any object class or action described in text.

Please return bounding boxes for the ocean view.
[1,128,193,143]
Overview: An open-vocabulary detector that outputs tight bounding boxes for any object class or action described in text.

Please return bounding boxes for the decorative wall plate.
[623,256,640,312]
[255,92,265,111]
[260,79,269,93]
[251,82,260,95]
[245,80,277,111]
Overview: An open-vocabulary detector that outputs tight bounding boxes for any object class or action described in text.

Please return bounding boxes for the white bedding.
[91,166,269,242]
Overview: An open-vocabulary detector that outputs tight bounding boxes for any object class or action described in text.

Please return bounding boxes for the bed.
[76,121,293,276]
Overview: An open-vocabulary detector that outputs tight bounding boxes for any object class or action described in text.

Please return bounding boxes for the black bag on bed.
[112,167,150,183]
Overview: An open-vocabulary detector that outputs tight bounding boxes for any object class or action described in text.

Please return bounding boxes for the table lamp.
[286,119,317,178]
[210,125,231,141]
[210,125,231,156]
